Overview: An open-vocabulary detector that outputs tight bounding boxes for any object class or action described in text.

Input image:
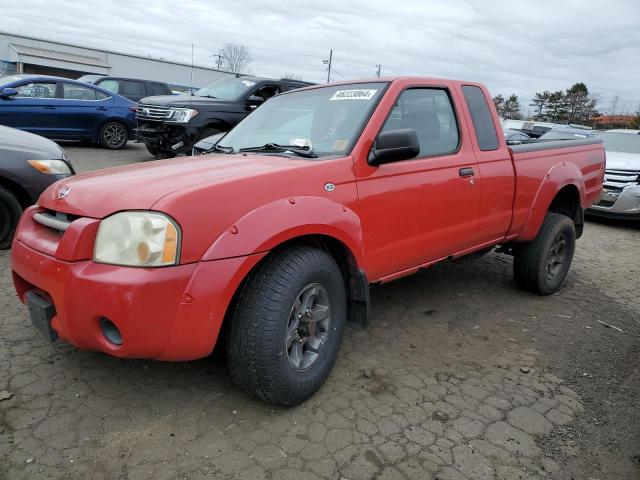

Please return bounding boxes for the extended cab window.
[15,82,56,98]
[380,88,459,157]
[462,85,499,151]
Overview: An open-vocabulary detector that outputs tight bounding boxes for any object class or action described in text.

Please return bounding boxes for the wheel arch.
[220,233,370,342]
[519,162,585,241]
[0,175,33,208]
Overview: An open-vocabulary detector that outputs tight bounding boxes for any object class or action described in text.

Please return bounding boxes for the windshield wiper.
[239,143,317,158]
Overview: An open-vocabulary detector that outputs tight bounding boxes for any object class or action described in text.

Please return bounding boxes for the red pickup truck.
[11,77,604,406]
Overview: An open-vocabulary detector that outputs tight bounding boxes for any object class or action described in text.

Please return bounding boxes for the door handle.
[459,167,474,178]
[43,106,57,110]
[96,107,108,111]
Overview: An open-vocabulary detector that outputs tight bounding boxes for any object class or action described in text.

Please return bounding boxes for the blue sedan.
[0,74,137,149]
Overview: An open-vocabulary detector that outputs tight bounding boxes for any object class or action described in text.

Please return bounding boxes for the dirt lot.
[1,143,639,480]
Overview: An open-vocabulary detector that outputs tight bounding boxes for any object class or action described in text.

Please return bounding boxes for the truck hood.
[139,94,235,109]
[38,154,306,218]
[605,151,640,171]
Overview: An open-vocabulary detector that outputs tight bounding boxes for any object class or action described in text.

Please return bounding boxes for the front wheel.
[513,212,576,295]
[99,121,128,150]
[226,246,347,406]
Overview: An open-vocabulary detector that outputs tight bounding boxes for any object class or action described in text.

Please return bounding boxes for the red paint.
[11,77,605,361]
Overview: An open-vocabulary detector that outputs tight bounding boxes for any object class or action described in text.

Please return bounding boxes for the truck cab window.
[380,88,459,157]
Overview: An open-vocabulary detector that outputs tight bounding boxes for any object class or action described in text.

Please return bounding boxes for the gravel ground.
[1,144,639,480]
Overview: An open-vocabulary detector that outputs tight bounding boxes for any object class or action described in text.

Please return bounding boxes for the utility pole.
[375,64,381,78]
[322,49,333,83]
[213,53,224,70]
[190,44,194,85]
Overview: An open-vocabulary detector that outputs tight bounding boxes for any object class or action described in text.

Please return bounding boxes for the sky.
[4,0,640,114]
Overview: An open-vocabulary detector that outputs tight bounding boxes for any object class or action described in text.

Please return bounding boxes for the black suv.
[78,75,173,102]
[135,75,314,158]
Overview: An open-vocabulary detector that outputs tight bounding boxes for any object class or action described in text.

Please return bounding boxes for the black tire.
[99,121,129,150]
[226,246,347,406]
[513,212,576,295]
[144,143,176,160]
[0,186,23,250]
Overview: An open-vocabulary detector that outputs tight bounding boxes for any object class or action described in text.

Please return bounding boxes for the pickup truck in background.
[11,77,605,406]
[587,129,640,219]
[135,75,314,158]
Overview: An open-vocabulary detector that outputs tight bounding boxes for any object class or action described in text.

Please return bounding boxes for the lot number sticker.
[330,89,378,101]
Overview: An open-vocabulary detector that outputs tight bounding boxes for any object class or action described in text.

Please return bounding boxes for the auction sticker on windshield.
[330,89,378,100]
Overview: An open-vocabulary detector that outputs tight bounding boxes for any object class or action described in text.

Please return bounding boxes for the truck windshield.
[217,82,387,158]
[195,77,260,100]
[596,132,640,154]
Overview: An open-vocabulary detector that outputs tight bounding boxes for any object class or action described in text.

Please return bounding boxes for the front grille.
[136,104,173,121]
[603,169,640,191]
[33,210,79,233]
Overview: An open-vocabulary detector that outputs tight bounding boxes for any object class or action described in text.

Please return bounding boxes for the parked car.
[588,129,640,219]
[0,74,136,149]
[539,126,594,140]
[0,125,74,248]
[78,75,173,102]
[503,128,531,144]
[136,75,315,158]
[11,77,604,406]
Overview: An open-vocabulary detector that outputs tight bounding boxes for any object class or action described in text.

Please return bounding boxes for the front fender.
[201,196,366,268]
[519,161,585,241]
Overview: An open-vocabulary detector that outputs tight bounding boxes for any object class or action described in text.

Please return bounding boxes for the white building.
[0,31,234,89]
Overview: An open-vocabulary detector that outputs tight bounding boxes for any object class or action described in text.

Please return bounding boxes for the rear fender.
[202,196,366,267]
[519,161,585,241]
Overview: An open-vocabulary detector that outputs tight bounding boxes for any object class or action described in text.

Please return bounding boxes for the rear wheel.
[99,121,128,150]
[513,212,576,295]
[0,186,23,249]
[226,246,347,406]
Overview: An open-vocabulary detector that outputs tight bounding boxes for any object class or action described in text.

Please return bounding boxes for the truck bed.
[507,137,605,240]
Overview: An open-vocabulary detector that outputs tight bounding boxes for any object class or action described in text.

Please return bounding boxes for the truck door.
[355,87,481,280]
[459,85,515,245]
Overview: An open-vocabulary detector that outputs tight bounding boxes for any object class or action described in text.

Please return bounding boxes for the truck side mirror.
[244,95,264,111]
[0,87,19,98]
[368,129,420,166]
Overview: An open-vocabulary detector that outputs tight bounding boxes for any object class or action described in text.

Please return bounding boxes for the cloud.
[4,0,640,112]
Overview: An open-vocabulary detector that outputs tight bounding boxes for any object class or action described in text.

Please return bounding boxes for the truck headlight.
[27,160,71,175]
[94,212,180,267]
[168,108,199,123]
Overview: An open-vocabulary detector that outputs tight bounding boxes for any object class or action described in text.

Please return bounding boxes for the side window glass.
[256,85,281,101]
[462,85,499,151]
[15,82,57,98]
[122,81,145,96]
[150,83,167,95]
[63,83,97,100]
[96,91,110,100]
[380,88,459,157]
[98,80,119,94]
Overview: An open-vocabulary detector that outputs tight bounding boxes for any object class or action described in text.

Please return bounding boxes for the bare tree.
[218,43,251,74]
[282,73,303,81]
[606,95,620,127]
